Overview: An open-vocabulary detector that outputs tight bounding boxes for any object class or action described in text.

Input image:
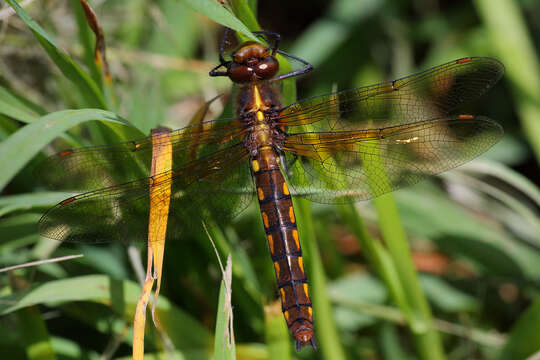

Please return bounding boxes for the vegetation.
[1,0,539,359]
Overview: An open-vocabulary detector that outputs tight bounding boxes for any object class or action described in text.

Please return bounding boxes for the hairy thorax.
[238,83,285,155]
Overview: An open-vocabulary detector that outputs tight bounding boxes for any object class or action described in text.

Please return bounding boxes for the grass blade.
[213,255,236,360]
[474,0,540,165]
[0,275,212,350]
[0,85,44,123]
[497,296,540,360]
[295,198,346,360]
[178,0,257,41]
[16,307,57,360]
[0,109,130,190]
[374,193,445,360]
[5,0,106,109]
[264,302,292,360]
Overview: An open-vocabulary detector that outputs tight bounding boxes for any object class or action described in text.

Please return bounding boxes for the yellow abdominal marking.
[252,160,260,172]
[308,307,313,317]
[280,288,286,300]
[282,182,290,195]
[298,257,304,273]
[274,261,280,275]
[256,110,264,121]
[292,229,300,249]
[258,187,264,200]
[262,212,269,228]
[303,283,309,298]
[289,207,295,223]
[267,234,274,253]
[284,310,290,321]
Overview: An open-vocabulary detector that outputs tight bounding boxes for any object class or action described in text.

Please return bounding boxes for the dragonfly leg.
[280,154,298,176]
[219,27,233,64]
[279,152,297,177]
[209,61,231,77]
[253,30,281,55]
[272,49,313,82]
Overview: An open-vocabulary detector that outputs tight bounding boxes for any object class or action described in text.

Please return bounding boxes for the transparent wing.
[281,115,503,203]
[279,57,504,131]
[37,117,247,191]
[38,143,253,243]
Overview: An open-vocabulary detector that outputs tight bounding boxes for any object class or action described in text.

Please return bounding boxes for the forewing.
[279,57,504,131]
[282,116,503,203]
[37,117,247,191]
[38,143,253,243]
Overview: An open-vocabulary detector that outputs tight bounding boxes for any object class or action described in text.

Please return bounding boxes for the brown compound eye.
[254,56,279,80]
[228,62,254,83]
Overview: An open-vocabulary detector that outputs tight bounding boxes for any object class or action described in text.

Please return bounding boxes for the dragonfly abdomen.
[252,147,315,350]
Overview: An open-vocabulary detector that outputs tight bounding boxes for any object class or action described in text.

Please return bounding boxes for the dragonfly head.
[227,41,279,83]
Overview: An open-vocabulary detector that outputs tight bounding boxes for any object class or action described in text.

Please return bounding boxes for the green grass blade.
[0,192,75,217]
[0,275,212,350]
[474,0,540,165]
[178,0,257,41]
[295,198,346,360]
[0,109,130,190]
[5,0,107,109]
[231,0,260,32]
[374,194,445,360]
[497,296,540,360]
[0,85,44,123]
[339,204,411,317]
[214,256,236,360]
[264,303,292,360]
[16,307,57,360]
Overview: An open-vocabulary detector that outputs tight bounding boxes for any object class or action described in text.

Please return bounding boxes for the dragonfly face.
[37,29,504,351]
[227,41,280,83]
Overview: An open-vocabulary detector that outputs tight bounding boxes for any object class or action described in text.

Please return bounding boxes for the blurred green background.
[1,0,540,359]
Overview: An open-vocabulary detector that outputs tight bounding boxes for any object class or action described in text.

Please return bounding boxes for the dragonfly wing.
[37,117,246,191]
[38,143,253,243]
[279,57,504,131]
[281,116,502,203]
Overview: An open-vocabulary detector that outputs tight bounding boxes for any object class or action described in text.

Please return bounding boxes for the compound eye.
[228,63,254,83]
[254,57,279,80]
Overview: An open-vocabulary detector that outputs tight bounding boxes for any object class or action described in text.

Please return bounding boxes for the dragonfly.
[37,29,504,350]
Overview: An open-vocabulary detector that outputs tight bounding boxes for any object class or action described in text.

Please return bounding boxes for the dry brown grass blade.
[132,127,173,360]
[79,0,111,82]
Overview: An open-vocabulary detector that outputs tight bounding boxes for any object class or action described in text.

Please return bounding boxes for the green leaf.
[419,275,478,313]
[0,85,44,123]
[0,192,74,217]
[264,303,291,360]
[328,272,387,331]
[0,109,130,191]
[379,323,415,360]
[178,0,257,41]
[231,0,260,31]
[5,0,106,109]
[395,182,540,281]
[213,256,236,360]
[295,198,346,360]
[498,296,540,360]
[0,275,212,350]
[16,307,57,360]
[474,0,540,165]
[290,0,383,67]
